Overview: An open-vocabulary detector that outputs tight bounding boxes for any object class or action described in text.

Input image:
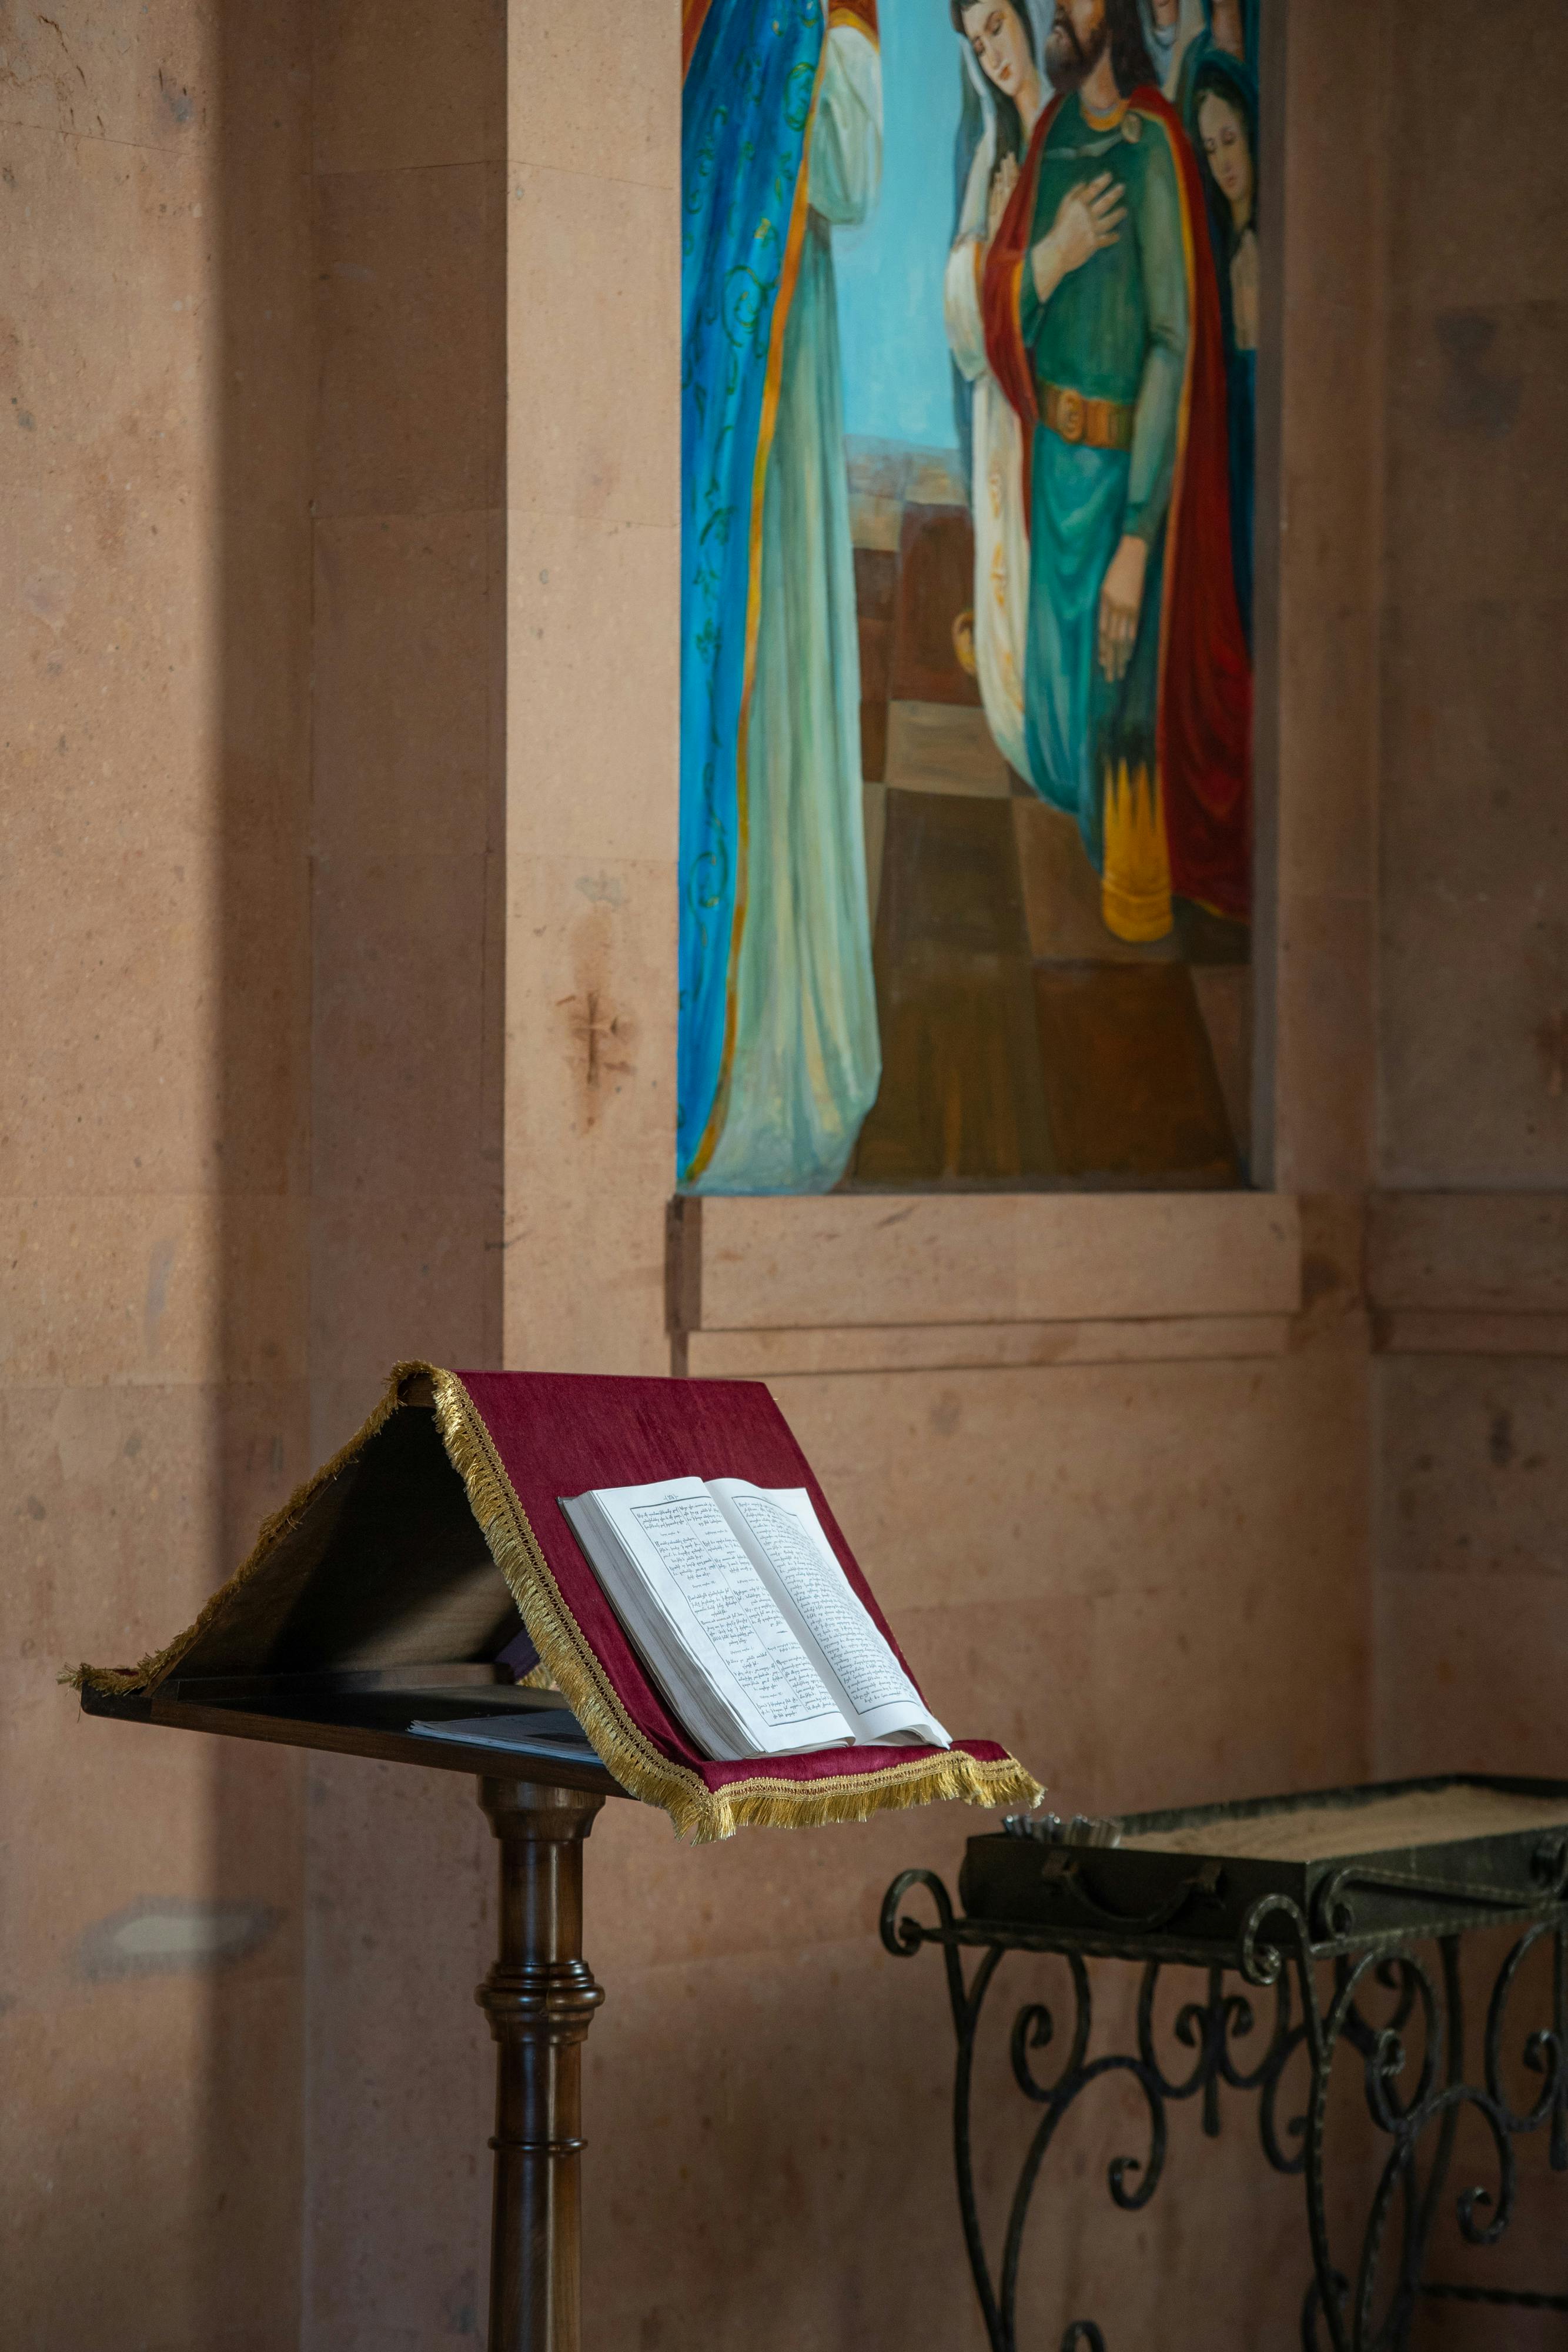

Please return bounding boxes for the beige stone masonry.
[1369,1192,1568,1315]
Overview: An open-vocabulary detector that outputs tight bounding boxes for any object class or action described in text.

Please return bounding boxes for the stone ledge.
[670,1191,1302,1334]
[1372,1311,1568,1359]
[686,1314,1293,1380]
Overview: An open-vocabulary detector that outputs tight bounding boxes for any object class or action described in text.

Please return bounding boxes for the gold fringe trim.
[65,1360,1045,1843]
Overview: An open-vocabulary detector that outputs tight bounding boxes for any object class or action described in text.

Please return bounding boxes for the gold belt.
[1041,382,1134,452]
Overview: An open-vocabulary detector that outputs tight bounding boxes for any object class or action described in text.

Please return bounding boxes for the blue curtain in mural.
[678,1,825,1182]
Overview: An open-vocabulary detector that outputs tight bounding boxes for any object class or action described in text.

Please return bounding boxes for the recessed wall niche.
[678,0,1263,1198]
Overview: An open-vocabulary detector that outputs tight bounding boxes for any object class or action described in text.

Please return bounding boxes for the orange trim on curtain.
[683,0,716,78]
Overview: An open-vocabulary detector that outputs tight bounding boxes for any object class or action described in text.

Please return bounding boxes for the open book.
[559,1476,950,1764]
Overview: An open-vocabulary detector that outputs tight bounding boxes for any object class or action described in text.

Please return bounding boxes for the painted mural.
[680,0,1259,1195]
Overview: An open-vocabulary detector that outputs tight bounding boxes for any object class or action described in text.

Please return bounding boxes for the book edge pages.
[708,1479,952,1749]
[561,1491,748,1762]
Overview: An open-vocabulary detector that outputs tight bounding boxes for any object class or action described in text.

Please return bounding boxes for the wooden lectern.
[72,1364,1038,2351]
[82,1671,626,2352]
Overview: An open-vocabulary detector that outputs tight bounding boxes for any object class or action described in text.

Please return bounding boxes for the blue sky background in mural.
[834,0,963,453]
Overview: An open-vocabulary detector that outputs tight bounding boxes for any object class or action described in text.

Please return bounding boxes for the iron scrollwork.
[881,1873,1307,2351]
[881,1870,1568,2350]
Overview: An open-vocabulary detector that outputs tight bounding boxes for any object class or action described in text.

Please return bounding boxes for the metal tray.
[959,1773,1568,1952]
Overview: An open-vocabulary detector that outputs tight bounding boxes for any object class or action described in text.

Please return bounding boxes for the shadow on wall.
[204,5,316,2340]
[205,3,508,2344]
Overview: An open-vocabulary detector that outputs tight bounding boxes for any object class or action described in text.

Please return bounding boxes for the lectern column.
[476,1777,607,2352]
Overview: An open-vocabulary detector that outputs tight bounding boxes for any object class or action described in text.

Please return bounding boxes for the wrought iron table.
[881,1775,1568,2351]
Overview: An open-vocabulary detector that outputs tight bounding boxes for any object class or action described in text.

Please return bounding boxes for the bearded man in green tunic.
[980,0,1252,941]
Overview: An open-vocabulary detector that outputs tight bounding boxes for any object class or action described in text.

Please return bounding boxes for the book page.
[585,1482,851,1753]
[407,1709,604,1763]
[707,1482,950,1748]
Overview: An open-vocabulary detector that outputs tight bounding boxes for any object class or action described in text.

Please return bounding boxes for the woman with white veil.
[943,0,1052,785]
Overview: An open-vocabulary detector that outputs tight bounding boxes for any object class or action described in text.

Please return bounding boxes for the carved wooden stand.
[476,1778,607,2352]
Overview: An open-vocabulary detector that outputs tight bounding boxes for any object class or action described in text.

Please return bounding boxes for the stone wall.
[1,4,314,2343]
[1367,16,1568,2328]
[1372,0,1568,1785]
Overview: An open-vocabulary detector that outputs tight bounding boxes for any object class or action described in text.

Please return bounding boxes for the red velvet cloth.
[457,1369,1011,1798]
